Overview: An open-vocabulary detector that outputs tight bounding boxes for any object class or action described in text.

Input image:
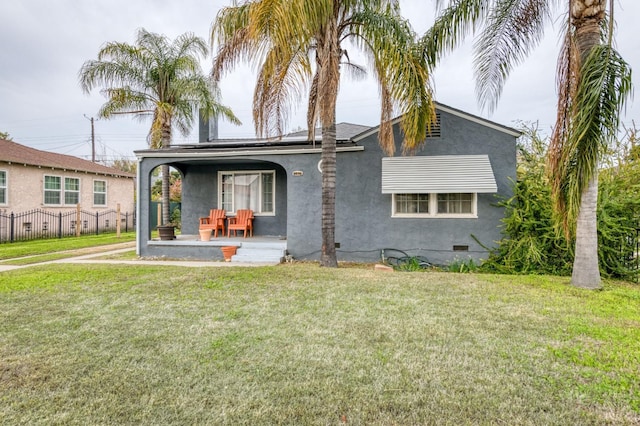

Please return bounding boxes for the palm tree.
[421,0,631,288]
[211,0,435,267]
[79,28,240,226]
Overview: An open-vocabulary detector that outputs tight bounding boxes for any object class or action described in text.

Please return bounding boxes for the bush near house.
[481,125,640,280]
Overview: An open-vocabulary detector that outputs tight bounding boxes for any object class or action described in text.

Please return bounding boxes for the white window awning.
[381,155,497,194]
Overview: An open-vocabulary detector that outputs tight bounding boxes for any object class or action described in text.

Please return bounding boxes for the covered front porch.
[135,136,360,263]
[146,234,287,263]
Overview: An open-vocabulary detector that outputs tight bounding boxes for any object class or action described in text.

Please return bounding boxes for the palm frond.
[418,0,489,68]
[550,43,632,236]
[80,27,239,149]
[350,5,435,153]
[474,0,550,112]
[253,46,312,137]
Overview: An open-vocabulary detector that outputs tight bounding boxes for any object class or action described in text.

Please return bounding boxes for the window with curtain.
[392,193,476,217]
[437,193,473,214]
[219,171,275,214]
[394,193,429,214]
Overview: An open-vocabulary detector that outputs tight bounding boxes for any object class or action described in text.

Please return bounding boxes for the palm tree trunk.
[571,175,601,288]
[569,0,605,289]
[318,14,340,268]
[161,164,171,225]
[161,118,172,226]
[321,121,338,267]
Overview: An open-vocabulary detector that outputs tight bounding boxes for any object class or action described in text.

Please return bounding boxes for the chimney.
[199,110,219,142]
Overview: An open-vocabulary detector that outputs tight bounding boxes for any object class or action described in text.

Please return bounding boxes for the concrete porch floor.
[146,234,288,263]
[149,234,287,247]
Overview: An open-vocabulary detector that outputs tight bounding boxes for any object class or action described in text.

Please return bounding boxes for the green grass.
[0,232,136,260]
[93,249,139,260]
[0,265,638,425]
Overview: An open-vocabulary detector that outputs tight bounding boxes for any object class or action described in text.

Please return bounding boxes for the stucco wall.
[0,163,135,213]
[279,110,517,264]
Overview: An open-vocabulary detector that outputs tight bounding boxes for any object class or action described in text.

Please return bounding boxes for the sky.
[1,0,639,163]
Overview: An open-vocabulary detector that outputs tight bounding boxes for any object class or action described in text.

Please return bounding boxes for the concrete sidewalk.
[0,242,279,273]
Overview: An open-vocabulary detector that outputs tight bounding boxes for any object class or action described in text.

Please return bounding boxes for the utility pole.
[84,115,96,162]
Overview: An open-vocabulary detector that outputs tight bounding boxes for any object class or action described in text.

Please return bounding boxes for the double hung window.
[44,175,81,205]
[44,175,62,205]
[94,180,107,206]
[0,170,6,204]
[65,178,80,204]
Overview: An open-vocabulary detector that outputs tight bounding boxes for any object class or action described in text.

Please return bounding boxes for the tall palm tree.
[212,0,435,267]
[421,0,631,288]
[79,28,240,225]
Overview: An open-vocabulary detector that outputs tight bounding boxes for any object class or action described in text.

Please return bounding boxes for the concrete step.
[231,244,286,263]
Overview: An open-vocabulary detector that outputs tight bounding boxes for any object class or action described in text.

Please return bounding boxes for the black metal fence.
[0,209,136,243]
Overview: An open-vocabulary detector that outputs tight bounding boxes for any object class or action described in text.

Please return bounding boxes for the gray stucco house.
[135,102,519,264]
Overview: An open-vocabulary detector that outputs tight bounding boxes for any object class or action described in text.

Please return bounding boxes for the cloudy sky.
[1,1,638,163]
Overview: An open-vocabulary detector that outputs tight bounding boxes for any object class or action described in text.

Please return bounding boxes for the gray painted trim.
[135,145,364,159]
[381,155,497,193]
[135,157,142,257]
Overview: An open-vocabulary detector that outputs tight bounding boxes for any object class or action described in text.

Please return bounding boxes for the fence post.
[116,203,121,238]
[58,212,62,238]
[95,211,99,236]
[125,212,128,233]
[76,204,81,237]
[10,212,14,243]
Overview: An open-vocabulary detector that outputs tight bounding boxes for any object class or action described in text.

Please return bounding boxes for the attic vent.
[426,113,441,138]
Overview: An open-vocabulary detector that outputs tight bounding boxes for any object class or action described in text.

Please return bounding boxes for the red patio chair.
[199,209,226,238]
[227,209,254,238]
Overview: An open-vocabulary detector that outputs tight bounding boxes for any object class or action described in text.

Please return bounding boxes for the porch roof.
[135,138,363,159]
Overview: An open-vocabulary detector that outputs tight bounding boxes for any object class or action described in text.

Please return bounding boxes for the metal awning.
[381,155,497,194]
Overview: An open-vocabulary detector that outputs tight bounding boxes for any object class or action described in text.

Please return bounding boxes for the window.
[0,170,6,204]
[392,193,476,218]
[395,194,429,214]
[94,180,107,206]
[218,171,275,215]
[437,193,473,214]
[44,175,61,205]
[65,177,80,205]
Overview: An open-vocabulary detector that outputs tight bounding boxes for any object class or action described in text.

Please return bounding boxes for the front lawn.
[0,232,136,260]
[0,264,638,424]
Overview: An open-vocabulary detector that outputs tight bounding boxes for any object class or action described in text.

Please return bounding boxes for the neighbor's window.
[219,171,275,215]
[392,193,476,218]
[0,170,6,204]
[44,175,62,205]
[94,180,107,206]
[65,177,80,205]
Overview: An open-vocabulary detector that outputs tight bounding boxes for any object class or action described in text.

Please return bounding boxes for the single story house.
[135,102,519,264]
[0,139,135,239]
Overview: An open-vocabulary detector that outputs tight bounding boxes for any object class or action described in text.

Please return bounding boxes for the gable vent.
[426,113,441,138]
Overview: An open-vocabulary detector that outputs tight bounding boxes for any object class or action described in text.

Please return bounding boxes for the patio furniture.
[199,209,226,238]
[227,209,254,238]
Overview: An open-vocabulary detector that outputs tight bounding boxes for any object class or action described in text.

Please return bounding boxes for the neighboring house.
[0,139,135,213]
[135,102,519,264]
